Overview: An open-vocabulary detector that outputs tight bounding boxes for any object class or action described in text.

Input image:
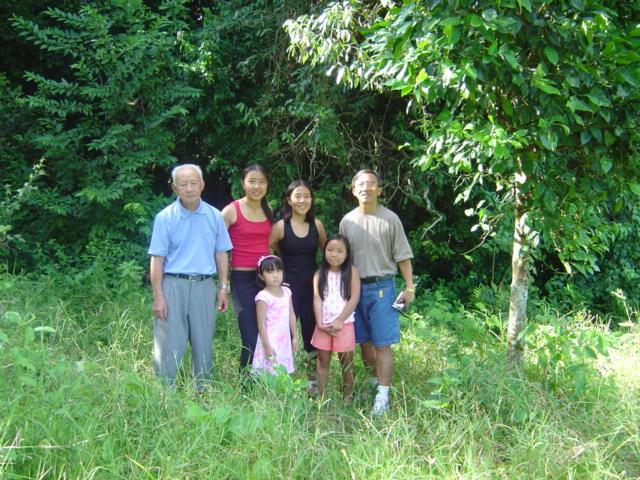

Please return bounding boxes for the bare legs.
[316,349,354,402]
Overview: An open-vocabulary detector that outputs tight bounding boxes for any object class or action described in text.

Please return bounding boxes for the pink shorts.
[311,323,355,353]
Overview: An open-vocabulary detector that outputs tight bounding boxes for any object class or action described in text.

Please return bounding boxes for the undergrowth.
[0,272,638,479]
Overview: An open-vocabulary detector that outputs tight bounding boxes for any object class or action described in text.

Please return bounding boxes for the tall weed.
[1,274,638,479]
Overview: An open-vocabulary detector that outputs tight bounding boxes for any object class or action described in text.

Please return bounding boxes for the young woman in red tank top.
[222,165,274,372]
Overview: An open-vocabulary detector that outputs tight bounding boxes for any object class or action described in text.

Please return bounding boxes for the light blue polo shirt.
[148,198,232,275]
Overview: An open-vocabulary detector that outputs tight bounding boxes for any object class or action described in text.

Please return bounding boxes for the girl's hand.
[292,336,298,353]
[317,323,331,333]
[331,319,344,332]
[319,323,338,337]
[264,344,276,360]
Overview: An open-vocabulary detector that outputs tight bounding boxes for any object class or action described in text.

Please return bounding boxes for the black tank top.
[280,219,319,278]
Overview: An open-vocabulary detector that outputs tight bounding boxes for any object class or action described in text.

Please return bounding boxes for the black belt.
[165,273,213,281]
[361,275,393,284]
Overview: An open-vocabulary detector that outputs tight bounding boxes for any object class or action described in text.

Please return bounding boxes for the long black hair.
[279,180,316,223]
[317,234,352,301]
[242,164,274,223]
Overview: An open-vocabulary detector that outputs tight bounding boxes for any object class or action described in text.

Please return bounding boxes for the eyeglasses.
[354,181,378,188]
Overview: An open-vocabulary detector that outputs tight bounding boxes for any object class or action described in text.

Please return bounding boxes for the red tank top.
[228,200,272,268]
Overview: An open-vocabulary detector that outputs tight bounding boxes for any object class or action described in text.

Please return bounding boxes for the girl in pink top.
[312,234,360,402]
[222,165,274,372]
[253,255,298,374]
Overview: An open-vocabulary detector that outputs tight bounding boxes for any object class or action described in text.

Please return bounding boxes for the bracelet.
[405,287,415,293]
[219,284,228,290]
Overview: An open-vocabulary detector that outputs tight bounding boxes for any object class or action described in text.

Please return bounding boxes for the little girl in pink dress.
[252,255,298,374]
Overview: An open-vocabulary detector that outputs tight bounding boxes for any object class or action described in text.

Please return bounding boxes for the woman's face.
[242,170,268,201]
[287,186,312,217]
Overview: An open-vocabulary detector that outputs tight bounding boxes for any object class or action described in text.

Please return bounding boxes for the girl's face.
[325,239,348,270]
[242,170,268,201]
[260,268,283,289]
[287,186,312,216]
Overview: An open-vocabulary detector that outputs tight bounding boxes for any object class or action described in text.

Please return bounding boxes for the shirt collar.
[176,198,205,217]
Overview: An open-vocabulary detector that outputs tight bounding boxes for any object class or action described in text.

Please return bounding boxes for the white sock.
[377,385,389,399]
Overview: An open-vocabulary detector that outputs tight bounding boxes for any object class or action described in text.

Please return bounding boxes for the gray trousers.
[153,275,217,390]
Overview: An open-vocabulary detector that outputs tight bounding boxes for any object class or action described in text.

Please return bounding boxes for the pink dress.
[252,286,295,374]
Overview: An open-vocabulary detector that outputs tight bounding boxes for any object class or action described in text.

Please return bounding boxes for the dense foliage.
[0,0,638,317]
[284,0,640,339]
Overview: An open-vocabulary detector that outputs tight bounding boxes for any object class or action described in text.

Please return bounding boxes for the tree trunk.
[506,190,531,366]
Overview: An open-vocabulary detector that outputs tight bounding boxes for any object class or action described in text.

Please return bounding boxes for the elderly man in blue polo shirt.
[149,164,232,391]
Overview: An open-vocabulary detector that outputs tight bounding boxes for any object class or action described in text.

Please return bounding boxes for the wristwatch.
[219,284,229,290]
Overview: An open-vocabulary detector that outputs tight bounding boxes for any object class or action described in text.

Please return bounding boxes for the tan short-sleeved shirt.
[339,206,413,278]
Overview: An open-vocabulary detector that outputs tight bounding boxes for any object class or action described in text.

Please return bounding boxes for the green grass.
[0,272,638,479]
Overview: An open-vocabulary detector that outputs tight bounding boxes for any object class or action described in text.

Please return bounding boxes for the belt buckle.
[187,274,199,281]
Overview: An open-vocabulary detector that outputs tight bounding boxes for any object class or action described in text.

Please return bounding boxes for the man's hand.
[153,295,168,321]
[217,289,228,312]
[401,289,415,307]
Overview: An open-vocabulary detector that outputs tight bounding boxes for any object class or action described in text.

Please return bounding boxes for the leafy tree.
[9,0,200,268]
[191,0,437,235]
[286,0,640,363]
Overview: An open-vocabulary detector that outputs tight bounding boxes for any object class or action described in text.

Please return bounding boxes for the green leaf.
[186,402,209,420]
[570,0,584,10]
[590,127,603,144]
[583,346,597,359]
[495,17,521,34]
[384,78,411,91]
[440,17,462,28]
[586,89,610,107]
[468,14,483,28]
[500,46,521,71]
[533,78,561,95]
[629,183,640,196]
[482,9,498,22]
[600,156,612,173]
[415,69,428,85]
[517,0,532,12]
[540,130,558,151]
[544,47,559,65]
[615,49,640,65]
[604,131,615,146]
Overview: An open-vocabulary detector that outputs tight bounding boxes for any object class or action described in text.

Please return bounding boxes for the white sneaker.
[371,394,389,415]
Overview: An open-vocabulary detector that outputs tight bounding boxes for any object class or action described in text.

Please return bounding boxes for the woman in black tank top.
[270,181,327,391]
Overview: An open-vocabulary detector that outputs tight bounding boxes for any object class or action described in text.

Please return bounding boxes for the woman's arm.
[269,219,285,253]
[315,218,327,250]
[221,202,237,229]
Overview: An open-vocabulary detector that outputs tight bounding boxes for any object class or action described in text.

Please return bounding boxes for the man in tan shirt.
[339,169,416,415]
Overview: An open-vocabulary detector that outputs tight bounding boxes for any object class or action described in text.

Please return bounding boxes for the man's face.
[172,167,204,209]
[352,172,381,206]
